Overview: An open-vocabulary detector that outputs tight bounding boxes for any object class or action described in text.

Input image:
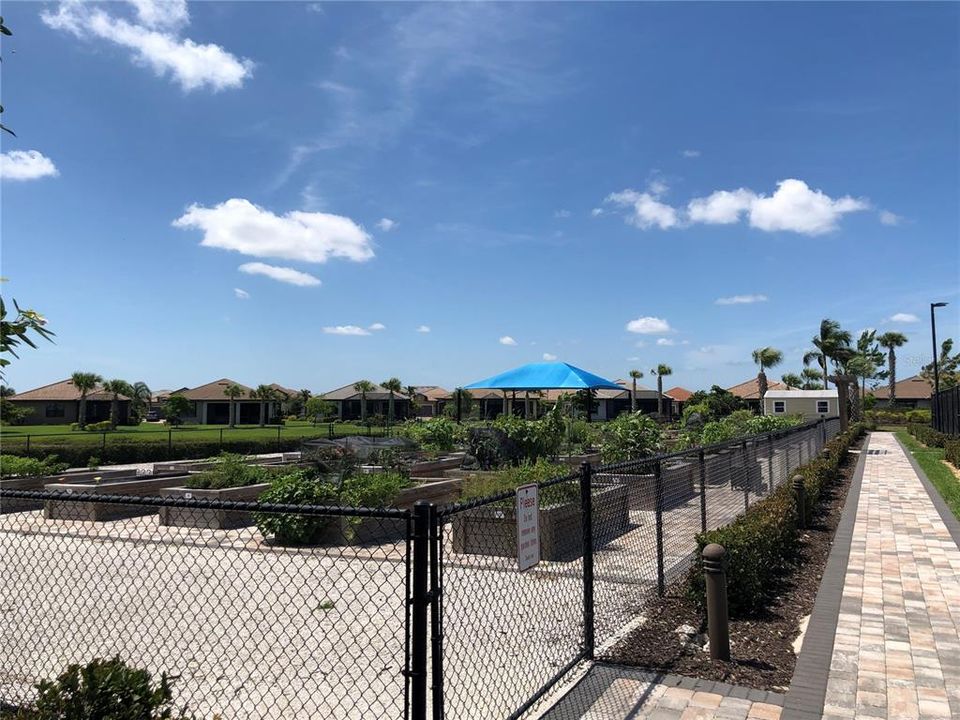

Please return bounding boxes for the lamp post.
[931,302,948,431]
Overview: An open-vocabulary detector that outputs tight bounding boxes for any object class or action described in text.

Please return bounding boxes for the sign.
[516,484,540,572]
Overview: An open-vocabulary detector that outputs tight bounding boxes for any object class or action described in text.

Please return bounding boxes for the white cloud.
[605,188,679,230]
[416,325,431,333]
[41,1,253,92]
[626,316,672,334]
[238,262,321,287]
[0,150,59,181]
[174,198,374,264]
[681,149,701,158]
[591,208,604,217]
[499,336,518,346]
[748,179,868,235]
[688,189,754,225]
[879,210,902,226]
[323,325,370,336]
[656,338,676,346]
[376,217,397,232]
[368,322,386,331]
[233,288,249,300]
[715,294,768,305]
[553,209,571,219]
[888,312,919,323]
[542,352,557,361]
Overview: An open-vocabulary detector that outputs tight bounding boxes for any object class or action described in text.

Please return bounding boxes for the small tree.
[922,338,960,390]
[877,331,908,403]
[628,369,643,412]
[129,381,151,422]
[297,389,312,418]
[102,379,133,428]
[305,396,335,424]
[70,371,103,429]
[381,377,403,424]
[163,394,191,426]
[649,364,673,417]
[353,380,375,423]
[223,383,244,428]
[254,384,274,427]
[751,347,783,414]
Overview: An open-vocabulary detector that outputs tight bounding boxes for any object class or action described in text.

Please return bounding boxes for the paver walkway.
[821,432,960,720]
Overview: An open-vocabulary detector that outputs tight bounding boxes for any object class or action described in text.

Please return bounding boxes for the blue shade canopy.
[464,362,623,391]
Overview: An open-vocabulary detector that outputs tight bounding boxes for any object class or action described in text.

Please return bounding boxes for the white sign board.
[516,484,540,572]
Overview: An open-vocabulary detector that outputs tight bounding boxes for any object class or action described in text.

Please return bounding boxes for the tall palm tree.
[649,364,672,416]
[382,377,403,424]
[628,369,643,412]
[877,332,908,404]
[353,380,375,423]
[781,372,804,389]
[254,384,274,427]
[752,347,784,414]
[102,379,133,428]
[223,383,244,428]
[298,389,312,418]
[801,367,824,390]
[70,371,102,429]
[803,319,851,391]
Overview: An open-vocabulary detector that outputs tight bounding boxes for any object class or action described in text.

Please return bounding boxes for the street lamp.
[931,302,949,430]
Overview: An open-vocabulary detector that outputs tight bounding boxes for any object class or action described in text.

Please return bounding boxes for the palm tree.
[628,369,643,412]
[405,385,420,416]
[298,389,312,418]
[382,377,403,424]
[254,384,274,427]
[781,372,804,389]
[102,379,132,428]
[223,383,244,428]
[803,319,852,391]
[649,364,673,416]
[353,380,375,423]
[129,381,151,420]
[71,371,102,429]
[752,347,784,414]
[877,332,908,404]
[801,367,824,390]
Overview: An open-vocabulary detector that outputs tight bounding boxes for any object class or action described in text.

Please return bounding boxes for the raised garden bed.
[555,452,602,470]
[1,468,159,514]
[158,483,271,529]
[595,461,694,512]
[43,475,189,521]
[451,483,629,561]
[409,454,465,478]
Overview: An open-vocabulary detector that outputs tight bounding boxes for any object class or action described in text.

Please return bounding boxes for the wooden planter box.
[43,476,189,522]
[1,469,172,515]
[394,479,463,509]
[555,452,602,470]
[595,463,694,512]
[158,484,271,529]
[409,455,464,478]
[0,476,50,513]
[451,483,629,561]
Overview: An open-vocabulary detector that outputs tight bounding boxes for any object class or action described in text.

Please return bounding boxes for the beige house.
[7,379,131,425]
[763,389,838,420]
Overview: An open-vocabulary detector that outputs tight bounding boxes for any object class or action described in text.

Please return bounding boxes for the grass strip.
[897,430,960,521]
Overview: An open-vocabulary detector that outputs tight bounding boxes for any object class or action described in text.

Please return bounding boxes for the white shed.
[763,389,838,420]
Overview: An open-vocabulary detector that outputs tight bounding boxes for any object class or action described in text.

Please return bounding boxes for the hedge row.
[946,441,960,469]
[7,437,305,468]
[865,409,931,426]
[906,423,952,448]
[689,422,866,617]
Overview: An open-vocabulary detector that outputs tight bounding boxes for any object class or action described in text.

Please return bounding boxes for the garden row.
[688,421,866,616]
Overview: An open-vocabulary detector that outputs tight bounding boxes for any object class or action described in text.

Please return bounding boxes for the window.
[773,400,786,414]
[45,403,66,418]
[817,400,830,414]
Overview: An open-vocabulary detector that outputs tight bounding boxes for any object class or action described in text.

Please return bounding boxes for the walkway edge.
[893,433,960,550]
[780,435,869,720]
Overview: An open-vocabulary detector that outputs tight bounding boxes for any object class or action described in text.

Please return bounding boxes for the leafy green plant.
[83,420,113,432]
[908,423,950,448]
[598,412,662,462]
[396,418,463,451]
[338,471,410,508]
[253,471,339,545]
[0,453,68,477]
[183,453,273,490]
[16,656,193,720]
[906,409,932,424]
[459,459,572,505]
[945,440,960,469]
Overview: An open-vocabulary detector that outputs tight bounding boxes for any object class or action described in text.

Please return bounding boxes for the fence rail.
[933,386,960,436]
[0,417,841,719]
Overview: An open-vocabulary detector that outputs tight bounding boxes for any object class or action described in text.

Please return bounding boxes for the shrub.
[459,459,573,505]
[598,412,662,463]
[338,471,410,508]
[906,409,932,424]
[84,420,113,432]
[17,656,192,720]
[0,453,68,478]
[183,453,273,490]
[253,471,339,545]
[907,423,949,448]
[396,418,463,452]
[944,440,960,469]
[689,423,864,616]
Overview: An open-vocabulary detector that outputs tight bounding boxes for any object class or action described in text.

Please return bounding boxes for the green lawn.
[0,421,386,448]
[896,430,960,521]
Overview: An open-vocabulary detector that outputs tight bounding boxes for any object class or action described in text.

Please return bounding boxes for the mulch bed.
[604,435,864,691]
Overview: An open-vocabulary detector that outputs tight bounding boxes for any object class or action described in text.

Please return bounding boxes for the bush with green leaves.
[183,452,273,490]
[490,412,564,462]
[945,440,960,469]
[908,423,950,448]
[253,470,339,545]
[598,412,662,463]
[688,423,865,616]
[338,471,410,508]
[395,418,464,452]
[906,409,932,424]
[0,453,68,478]
[459,459,575,506]
[15,656,193,720]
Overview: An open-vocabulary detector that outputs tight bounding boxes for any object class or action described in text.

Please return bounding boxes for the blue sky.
[3,1,958,394]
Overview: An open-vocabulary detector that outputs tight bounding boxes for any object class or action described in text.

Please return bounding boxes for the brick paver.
[821,432,960,720]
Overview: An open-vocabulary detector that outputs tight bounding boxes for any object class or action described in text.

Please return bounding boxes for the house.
[664,386,694,417]
[268,383,301,415]
[322,382,412,421]
[763,389,838,420]
[7,379,131,425]
[867,375,933,410]
[728,378,786,412]
[411,386,453,417]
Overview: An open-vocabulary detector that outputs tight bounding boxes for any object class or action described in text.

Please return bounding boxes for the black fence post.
[276,425,282,452]
[328,423,334,440]
[167,427,173,459]
[428,505,443,720]
[580,461,595,659]
[698,449,707,533]
[101,432,107,453]
[820,418,827,449]
[767,434,775,492]
[654,459,665,597]
[793,475,806,530]
[741,440,749,512]
[411,502,430,720]
[219,428,224,450]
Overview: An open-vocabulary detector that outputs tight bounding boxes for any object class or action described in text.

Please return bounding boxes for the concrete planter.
[43,475,189,521]
[409,455,464,478]
[0,477,50,513]
[451,483,629,562]
[158,483,271,529]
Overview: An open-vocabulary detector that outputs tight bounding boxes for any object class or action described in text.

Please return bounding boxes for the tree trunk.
[229,400,235,428]
[259,401,266,427]
[388,393,395,424]
[631,380,637,412]
[889,349,897,404]
[79,396,87,428]
[361,395,367,423]
[821,355,829,390]
[657,377,663,416]
[758,370,768,415]
[111,396,119,428]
